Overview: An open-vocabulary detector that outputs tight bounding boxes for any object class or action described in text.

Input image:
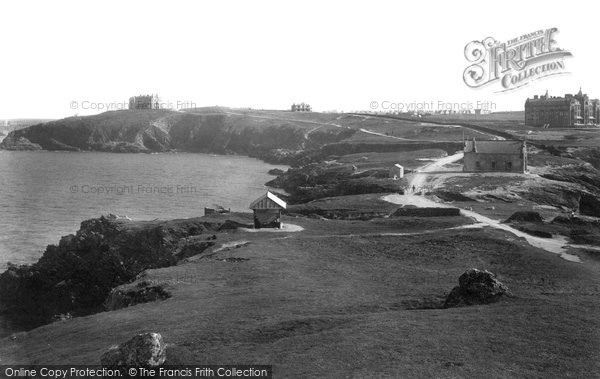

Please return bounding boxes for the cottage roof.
[464,140,524,154]
[249,191,287,210]
[393,163,403,169]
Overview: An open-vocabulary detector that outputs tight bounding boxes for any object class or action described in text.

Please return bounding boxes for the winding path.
[384,153,583,262]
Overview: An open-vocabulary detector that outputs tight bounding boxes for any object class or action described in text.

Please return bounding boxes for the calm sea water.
[0,151,286,269]
[0,150,286,337]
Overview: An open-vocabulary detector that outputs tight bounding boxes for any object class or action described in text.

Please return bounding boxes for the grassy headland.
[1,109,600,376]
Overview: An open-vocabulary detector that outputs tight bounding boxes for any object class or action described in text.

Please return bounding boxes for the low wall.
[391,207,460,217]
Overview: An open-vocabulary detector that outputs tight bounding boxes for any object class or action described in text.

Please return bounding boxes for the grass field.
[3,211,600,377]
[334,149,448,171]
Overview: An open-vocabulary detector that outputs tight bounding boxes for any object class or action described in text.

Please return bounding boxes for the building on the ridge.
[129,94,160,110]
[291,102,312,112]
[389,164,404,179]
[249,191,287,229]
[574,88,599,125]
[524,88,600,127]
[463,138,527,173]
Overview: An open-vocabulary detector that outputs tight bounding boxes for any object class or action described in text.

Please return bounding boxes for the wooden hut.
[389,163,404,179]
[249,191,287,229]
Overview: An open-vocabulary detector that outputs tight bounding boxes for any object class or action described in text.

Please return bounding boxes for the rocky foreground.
[0,213,254,329]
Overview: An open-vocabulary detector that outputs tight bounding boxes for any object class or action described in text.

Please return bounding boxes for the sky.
[0,0,598,119]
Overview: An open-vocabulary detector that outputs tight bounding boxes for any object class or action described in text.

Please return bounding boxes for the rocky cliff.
[0,109,356,164]
[0,213,253,330]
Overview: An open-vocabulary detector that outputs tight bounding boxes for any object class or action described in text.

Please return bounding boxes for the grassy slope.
[3,110,600,376]
[2,213,599,377]
[414,111,600,148]
[337,115,492,142]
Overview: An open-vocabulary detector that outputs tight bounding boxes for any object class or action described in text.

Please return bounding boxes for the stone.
[100,332,166,367]
[444,268,510,308]
[104,282,170,311]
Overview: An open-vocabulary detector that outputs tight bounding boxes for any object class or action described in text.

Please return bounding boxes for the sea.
[0,150,286,337]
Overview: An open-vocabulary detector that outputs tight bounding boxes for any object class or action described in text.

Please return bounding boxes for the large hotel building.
[524,88,599,127]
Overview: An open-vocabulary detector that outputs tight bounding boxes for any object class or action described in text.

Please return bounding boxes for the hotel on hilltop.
[524,88,600,127]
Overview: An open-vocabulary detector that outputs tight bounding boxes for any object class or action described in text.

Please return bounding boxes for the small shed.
[389,164,404,179]
[249,191,287,229]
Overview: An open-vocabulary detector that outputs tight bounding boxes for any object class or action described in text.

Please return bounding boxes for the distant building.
[249,191,287,229]
[291,102,311,112]
[389,164,404,179]
[129,94,160,110]
[463,138,527,173]
[525,88,600,127]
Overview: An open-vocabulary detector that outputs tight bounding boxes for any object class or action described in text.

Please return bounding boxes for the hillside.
[0,109,355,163]
[2,211,599,377]
[3,110,600,376]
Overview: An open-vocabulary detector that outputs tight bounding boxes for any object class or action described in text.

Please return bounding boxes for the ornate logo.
[463,28,572,92]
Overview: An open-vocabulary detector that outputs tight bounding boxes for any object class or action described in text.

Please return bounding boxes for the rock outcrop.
[444,269,510,308]
[0,135,42,150]
[0,213,253,329]
[505,211,543,223]
[101,333,166,367]
[537,164,600,217]
[104,281,171,311]
[266,162,403,203]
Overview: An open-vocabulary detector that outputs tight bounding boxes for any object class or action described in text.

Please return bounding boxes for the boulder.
[444,269,510,308]
[104,282,171,311]
[101,332,166,367]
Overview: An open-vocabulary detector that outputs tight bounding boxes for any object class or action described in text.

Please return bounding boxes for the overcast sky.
[0,0,597,119]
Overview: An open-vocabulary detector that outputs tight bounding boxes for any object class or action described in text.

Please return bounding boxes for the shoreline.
[0,151,289,271]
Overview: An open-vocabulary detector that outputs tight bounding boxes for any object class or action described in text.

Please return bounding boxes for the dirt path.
[358,128,410,140]
[384,151,583,262]
[407,152,464,192]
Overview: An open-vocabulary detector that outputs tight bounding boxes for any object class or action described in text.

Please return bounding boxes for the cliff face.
[0,135,42,150]
[0,110,356,164]
[0,213,253,329]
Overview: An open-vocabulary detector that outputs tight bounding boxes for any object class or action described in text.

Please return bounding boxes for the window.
[475,161,480,169]
[491,161,496,169]
[506,162,512,171]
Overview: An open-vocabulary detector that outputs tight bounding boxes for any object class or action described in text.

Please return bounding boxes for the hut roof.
[464,139,524,154]
[249,191,287,210]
